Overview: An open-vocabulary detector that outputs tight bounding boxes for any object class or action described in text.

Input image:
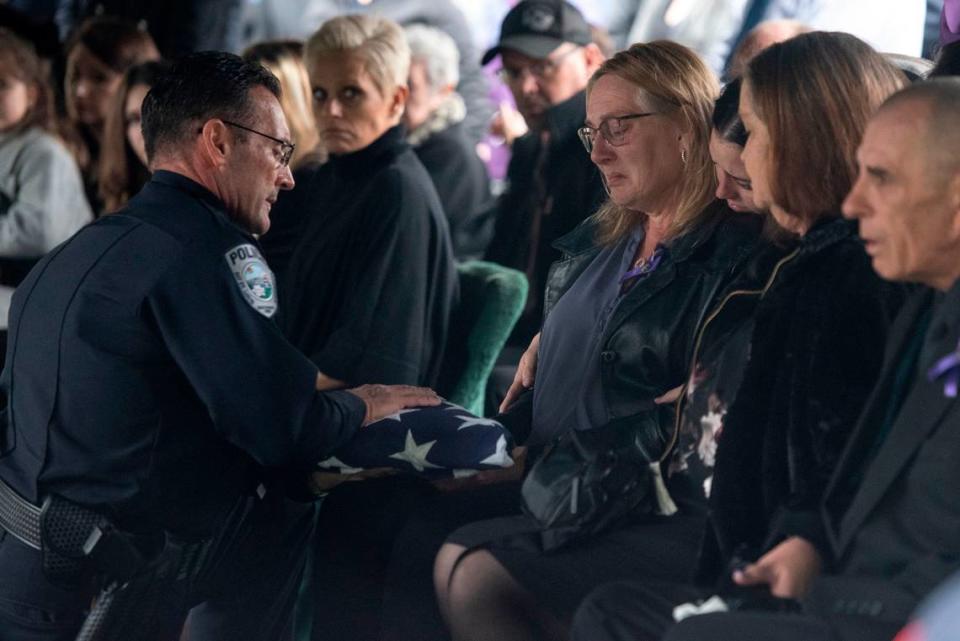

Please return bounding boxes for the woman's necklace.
[619,245,665,285]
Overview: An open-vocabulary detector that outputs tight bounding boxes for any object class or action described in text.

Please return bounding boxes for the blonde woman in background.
[243,40,322,168]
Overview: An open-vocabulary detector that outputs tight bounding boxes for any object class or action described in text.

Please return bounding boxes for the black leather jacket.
[502,201,763,460]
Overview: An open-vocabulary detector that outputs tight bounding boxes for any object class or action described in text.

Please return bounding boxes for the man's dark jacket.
[484,90,606,346]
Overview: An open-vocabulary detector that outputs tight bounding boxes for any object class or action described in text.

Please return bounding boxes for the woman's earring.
[681,148,688,165]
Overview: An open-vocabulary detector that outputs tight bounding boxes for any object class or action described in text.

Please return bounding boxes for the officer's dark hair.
[712,77,747,147]
[141,51,281,162]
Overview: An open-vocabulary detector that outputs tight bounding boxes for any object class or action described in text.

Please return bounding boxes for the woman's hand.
[500,333,541,413]
[655,385,684,405]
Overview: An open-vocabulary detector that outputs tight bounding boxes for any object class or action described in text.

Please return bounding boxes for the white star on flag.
[389,430,441,472]
[478,435,514,467]
[456,415,504,430]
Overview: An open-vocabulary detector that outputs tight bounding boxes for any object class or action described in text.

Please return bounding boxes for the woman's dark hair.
[931,41,960,78]
[711,77,747,147]
[99,60,168,213]
[745,31,906,225]
[65,16,159,74]
[0,28,56,134]
[142,51,280,161]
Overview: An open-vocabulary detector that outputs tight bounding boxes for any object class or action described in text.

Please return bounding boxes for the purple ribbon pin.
[620,246,666,285]
[928,344,960,398]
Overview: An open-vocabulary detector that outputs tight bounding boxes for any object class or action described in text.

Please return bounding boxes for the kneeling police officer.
[0,51,439,641]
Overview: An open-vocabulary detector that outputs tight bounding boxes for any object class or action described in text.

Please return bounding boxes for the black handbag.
[520,410,679,551]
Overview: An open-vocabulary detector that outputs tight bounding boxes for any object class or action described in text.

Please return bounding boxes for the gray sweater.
[0,127,92,258]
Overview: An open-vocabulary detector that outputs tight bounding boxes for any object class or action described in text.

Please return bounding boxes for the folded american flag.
[318,401,515,478]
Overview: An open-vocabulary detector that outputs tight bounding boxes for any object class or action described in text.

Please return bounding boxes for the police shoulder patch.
[224,243,277,318]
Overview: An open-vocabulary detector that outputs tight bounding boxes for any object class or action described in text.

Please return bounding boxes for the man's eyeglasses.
[577,113,658,153]
[222,120,296,167]
[497,46,581,84]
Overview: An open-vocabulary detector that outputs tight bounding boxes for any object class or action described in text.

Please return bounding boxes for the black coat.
[483,90,606,347]
[502,202,762,456]
[261,126,458,387]
[699,217,908,582]
[798,283,960,626]
[412,120,492,261]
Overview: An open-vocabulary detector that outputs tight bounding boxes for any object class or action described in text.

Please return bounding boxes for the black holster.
[39,495,153,589]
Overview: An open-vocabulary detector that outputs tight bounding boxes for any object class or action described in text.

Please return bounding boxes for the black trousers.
[309,476,523,641]
[571,579,905,641]
[0,489,313,641]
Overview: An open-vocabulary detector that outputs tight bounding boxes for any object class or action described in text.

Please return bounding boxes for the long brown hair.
[587,41,719,245]
[745,31,906,225]
[99,61,167,213]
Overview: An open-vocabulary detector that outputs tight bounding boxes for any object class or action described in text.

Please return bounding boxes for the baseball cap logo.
[521,5,556,33]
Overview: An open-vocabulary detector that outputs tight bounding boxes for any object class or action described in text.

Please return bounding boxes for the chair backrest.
[439,261,528,415]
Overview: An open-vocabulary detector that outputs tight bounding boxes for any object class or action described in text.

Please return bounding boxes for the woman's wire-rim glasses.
[577,112,658,153]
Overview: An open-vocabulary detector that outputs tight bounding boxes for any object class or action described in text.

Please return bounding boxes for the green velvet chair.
[438,260,528,416]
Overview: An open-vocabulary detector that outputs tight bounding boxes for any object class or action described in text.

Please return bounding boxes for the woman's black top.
[261,125,458,386]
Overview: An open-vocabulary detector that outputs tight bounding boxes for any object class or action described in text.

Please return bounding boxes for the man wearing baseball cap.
[482,0,605,404]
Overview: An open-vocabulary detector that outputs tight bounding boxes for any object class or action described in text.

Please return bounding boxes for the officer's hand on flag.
[347,384,441,426]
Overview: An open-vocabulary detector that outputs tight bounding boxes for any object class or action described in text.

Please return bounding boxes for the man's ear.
[582,43,605,73]
[198,119,232,169]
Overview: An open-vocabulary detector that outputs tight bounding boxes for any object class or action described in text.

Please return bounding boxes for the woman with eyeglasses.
[431,40,767,641]
[260,15,457,390]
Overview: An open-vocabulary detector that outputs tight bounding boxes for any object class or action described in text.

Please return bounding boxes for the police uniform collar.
[151,170,228,213]
[328,125,408,177]
[543,89,586,141]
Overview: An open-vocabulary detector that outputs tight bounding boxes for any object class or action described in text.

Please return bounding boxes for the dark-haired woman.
[99,60,167,213]
[64,16,159,213]
[570,31,911,641]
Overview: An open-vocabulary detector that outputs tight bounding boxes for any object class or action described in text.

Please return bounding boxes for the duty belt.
[0,477,41,549]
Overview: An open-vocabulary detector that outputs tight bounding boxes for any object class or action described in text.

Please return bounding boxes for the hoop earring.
[680,148,688,165]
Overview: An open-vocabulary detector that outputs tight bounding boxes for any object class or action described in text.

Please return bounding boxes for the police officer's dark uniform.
[0,170,367,640]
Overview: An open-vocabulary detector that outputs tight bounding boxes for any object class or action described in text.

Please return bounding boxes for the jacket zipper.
[663,247,801,463]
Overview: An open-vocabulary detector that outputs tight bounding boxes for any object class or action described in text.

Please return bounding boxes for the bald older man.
[571,78,960,641]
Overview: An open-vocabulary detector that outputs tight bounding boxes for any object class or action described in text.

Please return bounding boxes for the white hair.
[403,23,460,92]
[307,14,410,96]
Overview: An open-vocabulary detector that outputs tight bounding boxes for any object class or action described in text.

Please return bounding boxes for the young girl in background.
[0,28,91,287]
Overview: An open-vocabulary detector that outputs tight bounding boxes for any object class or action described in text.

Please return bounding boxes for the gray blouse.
[0,127,92,258]
[529,225,644,447]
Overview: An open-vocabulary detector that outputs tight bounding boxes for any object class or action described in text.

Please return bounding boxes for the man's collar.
[151,170,227,213]
[542,89,586,140]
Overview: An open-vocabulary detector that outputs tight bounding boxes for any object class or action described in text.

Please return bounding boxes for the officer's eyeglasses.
[222,120,296,167]
[577,113,659,153]
[497,46,581,84]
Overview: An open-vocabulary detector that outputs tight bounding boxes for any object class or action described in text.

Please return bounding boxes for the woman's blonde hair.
[587,41,719,245]
[305,15,410,98]
[243,40,321,168]
[745,31,907,225]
